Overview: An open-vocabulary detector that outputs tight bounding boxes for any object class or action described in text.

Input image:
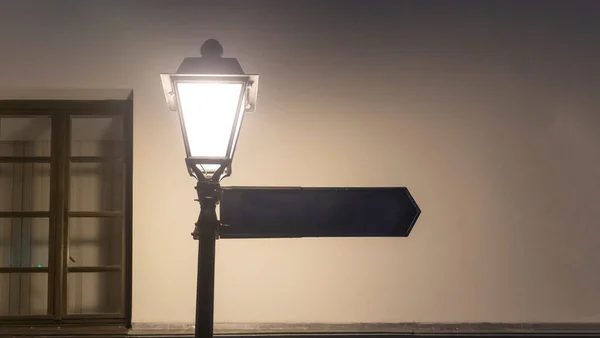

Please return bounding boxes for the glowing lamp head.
[160,39,259,180]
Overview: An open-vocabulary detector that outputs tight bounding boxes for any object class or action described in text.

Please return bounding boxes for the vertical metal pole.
[193,182,219,338]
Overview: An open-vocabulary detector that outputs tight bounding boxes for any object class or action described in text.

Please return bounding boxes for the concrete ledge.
[129,322,600,336]
[5,323,600,337]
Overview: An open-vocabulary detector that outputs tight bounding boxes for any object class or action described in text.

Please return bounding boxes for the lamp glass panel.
[228,94,247,159]
[194,92,246,175]
[176,82,243,159]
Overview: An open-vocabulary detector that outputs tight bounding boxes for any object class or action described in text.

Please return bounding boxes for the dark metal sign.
[219,187,420,239]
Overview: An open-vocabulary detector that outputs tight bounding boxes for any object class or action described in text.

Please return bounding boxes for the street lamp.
[160,39,259,338]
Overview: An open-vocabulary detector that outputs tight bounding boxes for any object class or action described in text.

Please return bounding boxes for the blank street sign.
[219,187,421,239]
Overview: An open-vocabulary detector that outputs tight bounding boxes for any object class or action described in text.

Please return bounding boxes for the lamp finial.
[200,39,224,58]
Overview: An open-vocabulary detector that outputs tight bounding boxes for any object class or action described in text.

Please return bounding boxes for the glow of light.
[176,82,244,159]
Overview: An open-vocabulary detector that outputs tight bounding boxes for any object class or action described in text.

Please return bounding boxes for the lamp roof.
[176,39,245,75]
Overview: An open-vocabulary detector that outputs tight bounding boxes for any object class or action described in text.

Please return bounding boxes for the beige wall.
[1,0,599,324]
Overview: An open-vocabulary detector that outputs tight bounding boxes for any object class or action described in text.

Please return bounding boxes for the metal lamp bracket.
[160,74,259,114]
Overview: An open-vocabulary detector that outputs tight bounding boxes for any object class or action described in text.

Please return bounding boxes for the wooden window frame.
[0,100,133,329]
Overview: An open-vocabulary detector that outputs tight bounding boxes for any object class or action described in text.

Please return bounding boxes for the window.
[0,100,132,328]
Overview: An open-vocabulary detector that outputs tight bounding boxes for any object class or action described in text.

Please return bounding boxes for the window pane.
[69,162,123,212]
[67,272,122,314]
[0,272,48,315]
[0,163,50,212]
[71,116,123,157]
[0,116,51,157]
[68,217,122,267]
[0,218,49,268]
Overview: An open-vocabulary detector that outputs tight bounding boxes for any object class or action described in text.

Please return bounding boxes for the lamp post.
[160,39,259,338]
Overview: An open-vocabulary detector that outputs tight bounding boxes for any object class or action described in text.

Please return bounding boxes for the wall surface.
[0,0,599,325]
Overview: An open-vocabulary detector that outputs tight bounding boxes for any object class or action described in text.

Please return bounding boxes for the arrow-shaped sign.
[219,187,420,239]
